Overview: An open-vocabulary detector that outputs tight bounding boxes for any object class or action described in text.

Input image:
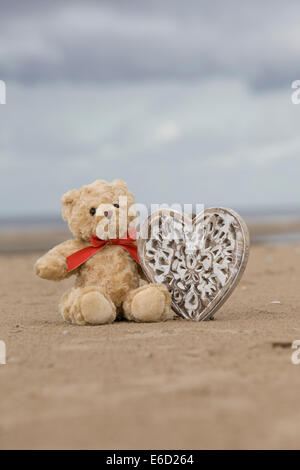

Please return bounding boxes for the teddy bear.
[34,179,171,325]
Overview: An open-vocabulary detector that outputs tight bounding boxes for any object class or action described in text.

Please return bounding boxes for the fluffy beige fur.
[35,179,171,325]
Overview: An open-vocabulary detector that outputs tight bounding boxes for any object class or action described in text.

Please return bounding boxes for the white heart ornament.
[138,208,249,321]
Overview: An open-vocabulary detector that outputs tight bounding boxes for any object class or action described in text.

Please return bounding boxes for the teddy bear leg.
[60,286,116,325]
[123,284,172,322]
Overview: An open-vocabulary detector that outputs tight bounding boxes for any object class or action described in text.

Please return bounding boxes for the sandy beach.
[0,241,300,450]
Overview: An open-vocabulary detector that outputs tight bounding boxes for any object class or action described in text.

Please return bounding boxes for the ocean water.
[0,215,66,231]
[251,231,300,245]
[0,207,299,245]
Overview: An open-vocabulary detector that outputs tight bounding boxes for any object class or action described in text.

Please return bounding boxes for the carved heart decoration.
[138,208,249,321]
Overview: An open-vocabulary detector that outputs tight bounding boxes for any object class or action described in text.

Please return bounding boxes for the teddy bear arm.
[137,264,149,287]
[35,239,85,281]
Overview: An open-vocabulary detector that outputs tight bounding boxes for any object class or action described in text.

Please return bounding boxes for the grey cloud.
[1,0,300,90]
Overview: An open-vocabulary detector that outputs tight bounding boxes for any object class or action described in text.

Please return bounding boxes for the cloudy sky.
[0,0,299,217]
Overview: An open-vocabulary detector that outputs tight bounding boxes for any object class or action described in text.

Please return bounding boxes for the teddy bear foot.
[81,291,116,325]
[123,284,172,322]
[60,287,116,325]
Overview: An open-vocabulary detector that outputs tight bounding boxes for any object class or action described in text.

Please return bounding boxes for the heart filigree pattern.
[138,208,249,321]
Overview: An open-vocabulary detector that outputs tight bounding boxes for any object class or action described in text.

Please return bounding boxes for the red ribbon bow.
[67,230,139,272]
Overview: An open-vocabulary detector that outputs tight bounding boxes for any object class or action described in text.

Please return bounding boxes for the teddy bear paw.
[81,291,116,325]
[129,285,171,322]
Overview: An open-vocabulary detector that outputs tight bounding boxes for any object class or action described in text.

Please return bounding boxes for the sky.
[0,0,299,217]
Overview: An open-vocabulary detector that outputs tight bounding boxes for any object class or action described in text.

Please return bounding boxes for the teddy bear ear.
[111,179,127,189]
[61,189,80,206]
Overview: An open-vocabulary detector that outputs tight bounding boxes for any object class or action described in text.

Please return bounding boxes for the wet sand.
[0,244,300,449]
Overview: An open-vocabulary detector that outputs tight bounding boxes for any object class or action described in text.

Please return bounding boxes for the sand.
[0,243,300,450]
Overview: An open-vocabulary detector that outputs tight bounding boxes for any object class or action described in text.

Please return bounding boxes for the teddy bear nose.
[104,210,113,219]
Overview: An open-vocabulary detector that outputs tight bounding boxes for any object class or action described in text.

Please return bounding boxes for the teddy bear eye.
[113,203,120,208]
[90,207,96,216]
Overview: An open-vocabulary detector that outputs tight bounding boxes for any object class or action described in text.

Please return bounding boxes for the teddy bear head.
[61,179,137,241]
